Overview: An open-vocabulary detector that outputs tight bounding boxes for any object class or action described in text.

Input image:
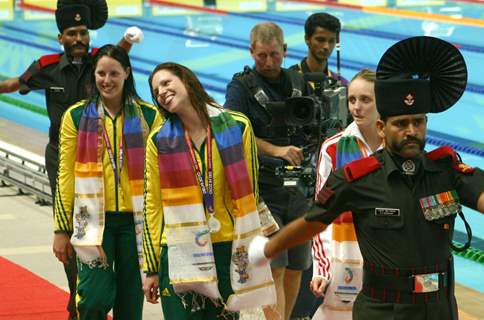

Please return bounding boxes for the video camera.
[264,73,348,198]
[304,72,349,138]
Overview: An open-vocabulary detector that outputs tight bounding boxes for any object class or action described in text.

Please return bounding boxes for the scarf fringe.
[76,245,109,270]
[176,291,223,313]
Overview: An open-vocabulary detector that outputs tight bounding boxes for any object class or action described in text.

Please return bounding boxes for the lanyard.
[102,115,124,186]
[184,126,214,214]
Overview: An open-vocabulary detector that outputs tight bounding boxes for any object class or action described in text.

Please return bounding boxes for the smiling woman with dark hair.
[143,62,276,319]
[52,44,162,320]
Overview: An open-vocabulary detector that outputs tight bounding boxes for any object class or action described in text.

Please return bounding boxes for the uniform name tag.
[50,86,64,93]
[374,208,400,217]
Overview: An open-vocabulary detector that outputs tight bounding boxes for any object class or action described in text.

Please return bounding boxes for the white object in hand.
[124,26,144,44]
[248,235,270,266]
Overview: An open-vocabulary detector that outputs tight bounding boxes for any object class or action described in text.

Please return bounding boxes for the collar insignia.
[402,159,416,175]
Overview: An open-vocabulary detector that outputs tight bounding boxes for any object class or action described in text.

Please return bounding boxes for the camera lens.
[287,96,314,126]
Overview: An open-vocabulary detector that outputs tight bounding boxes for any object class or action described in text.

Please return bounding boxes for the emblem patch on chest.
[374,208,400,217]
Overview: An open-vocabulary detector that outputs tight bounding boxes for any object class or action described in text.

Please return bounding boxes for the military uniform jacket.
[306,148,484,270]
[19,49,98,145]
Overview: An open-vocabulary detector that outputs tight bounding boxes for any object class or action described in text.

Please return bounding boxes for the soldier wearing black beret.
[248,36,484,320]
[0,2,144,319]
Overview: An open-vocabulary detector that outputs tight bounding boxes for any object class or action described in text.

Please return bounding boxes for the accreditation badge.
[413,273,441,293]
[419,190,461,221]
[330,261,362,304]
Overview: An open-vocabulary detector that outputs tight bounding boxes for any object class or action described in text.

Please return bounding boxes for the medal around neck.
[208,215,221,233]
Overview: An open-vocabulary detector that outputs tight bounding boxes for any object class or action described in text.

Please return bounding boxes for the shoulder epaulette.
[343,156,381,182]
[426,146,475,174]
[426,146,457,163]
[89,48,99,57]
[453,162,475,174]
[39,53,62,68]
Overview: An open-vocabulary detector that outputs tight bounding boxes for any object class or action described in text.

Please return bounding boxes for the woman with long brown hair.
[143,62,276,319]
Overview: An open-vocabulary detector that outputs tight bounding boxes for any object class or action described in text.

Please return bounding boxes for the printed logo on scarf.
[74,205,90,239]
[232,246,250,284]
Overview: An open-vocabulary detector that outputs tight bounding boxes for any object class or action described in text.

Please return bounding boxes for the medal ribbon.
[184,126,214,214]
[102,114,124,186]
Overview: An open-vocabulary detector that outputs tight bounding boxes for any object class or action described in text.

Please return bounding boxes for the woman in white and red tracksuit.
[311,69,382,320]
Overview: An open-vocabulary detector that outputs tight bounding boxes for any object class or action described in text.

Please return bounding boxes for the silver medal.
[208,216,221,233]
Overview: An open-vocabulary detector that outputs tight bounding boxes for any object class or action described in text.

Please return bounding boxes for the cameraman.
[224,22,311,320]
[291,12,347,86]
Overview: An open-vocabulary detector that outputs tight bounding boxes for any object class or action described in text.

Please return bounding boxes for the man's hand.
[310,276,330,297]
[53,232,73,264]
[0,77,20,94]
[275,145,304,166]
[124,26,144,44]
[143,274,160,304]
[248,235,270,266]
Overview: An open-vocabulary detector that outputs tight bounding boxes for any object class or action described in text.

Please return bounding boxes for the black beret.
[376,36,467,117]
[56,0,108,32]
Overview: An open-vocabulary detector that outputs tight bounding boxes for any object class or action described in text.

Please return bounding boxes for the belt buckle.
[412,273,440,293]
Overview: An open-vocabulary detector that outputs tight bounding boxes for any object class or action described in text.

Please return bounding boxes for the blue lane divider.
[126,14,484,55]
[234,10,484,55]
[0,32,57,52]
[4,21,484,95]
[427,130,484,157]
[129,65,226,94]
[107,19,484,95]
[341,28,484,55]
[0,31,229,87]
[1,24,484,154]
[125,16,309,56]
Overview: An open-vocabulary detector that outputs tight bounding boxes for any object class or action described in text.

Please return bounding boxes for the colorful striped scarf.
[71,98,147,279]
[333,134,365,227]
[156,105,275,312]
[335,135,366,169]
[321,135,366,310]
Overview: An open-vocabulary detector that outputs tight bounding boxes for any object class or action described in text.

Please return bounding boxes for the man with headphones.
[225,22,311,320]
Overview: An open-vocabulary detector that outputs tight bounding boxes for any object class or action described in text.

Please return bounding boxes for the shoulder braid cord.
[449,152,473,253]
